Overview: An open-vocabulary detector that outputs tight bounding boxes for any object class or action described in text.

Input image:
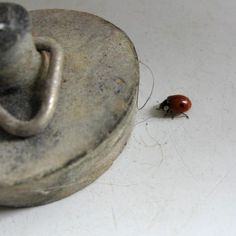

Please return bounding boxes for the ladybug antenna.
[137,60,155,110]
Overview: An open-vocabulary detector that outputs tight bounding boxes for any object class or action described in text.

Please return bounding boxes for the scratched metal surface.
[1,0,236,235]
[0,9,139,206]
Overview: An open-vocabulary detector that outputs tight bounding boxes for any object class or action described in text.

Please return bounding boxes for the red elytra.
[159,94,192,118]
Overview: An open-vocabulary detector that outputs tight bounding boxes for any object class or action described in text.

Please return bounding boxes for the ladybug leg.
[171,112,175,119]
[166,110,175,119]
[163,109,170,118]
[163,112,168,117]
[181,112,189,119]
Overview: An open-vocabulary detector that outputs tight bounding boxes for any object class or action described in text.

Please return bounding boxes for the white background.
[1,0,236,236]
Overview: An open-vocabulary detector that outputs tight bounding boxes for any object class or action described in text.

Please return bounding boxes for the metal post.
[0,2,42,91]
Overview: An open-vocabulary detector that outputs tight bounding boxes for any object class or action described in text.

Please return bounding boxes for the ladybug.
[158,95,192,118]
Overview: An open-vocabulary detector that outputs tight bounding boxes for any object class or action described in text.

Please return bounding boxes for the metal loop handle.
[0,37,64,137]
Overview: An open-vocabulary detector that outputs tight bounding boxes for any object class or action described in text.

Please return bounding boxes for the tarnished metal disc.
[0,9,139,207]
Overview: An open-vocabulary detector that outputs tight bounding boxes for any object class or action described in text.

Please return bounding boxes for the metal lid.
[0,5,139,207]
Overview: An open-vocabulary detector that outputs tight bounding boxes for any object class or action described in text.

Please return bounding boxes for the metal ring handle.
[0,37,64,137]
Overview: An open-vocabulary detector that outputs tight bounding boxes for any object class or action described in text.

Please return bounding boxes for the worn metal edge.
[0,88,138,207]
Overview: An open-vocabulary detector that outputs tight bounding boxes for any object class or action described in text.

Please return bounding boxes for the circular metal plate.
[0,9,139,207]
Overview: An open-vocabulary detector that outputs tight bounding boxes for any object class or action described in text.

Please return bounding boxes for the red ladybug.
[158,95,192,118]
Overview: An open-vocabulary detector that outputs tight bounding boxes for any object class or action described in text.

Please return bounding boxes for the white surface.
[1,0,236,236]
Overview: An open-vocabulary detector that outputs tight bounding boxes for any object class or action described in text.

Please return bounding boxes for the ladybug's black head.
[158,99,169,111]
